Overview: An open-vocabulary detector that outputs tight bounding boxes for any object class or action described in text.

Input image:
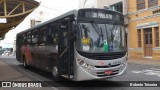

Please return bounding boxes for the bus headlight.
[82,63,88,68]
[87,65,94,70]
[76,58,94,70]
[77,58,84,65]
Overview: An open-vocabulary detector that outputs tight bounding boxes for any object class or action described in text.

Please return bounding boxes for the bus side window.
[53,37,58,45]
[39,27,47,45]
[23,34,27,45]
[32,30,38,44]
[53,24,59,45]
[27,32,31,44]
[46,25,53,45]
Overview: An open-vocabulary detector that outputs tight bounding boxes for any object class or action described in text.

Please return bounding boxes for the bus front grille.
[77,51,126,60]
[96,70,119,77]
[91,53,125,60]
[95,64,120,68]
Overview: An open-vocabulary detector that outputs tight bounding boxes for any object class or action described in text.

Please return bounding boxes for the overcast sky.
[0,0,79,48]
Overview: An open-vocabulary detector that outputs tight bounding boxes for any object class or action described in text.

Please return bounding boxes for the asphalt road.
[0,56,160,90]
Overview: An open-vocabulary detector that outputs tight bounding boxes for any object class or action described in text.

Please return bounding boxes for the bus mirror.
[71,21,77,41]
[72,22,77,33]
[71,30,77,41]
[72,28,77,40]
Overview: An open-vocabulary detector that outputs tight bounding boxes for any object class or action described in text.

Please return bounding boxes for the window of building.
[137,29,142,47]
[137,0,145,10]
[148,0,158,8]
[155,27,159,47]
[109,2,123,13]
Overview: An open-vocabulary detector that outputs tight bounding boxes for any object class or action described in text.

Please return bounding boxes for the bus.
[16,8,127,81]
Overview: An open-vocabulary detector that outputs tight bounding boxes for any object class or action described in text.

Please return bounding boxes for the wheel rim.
[52,67,58,77]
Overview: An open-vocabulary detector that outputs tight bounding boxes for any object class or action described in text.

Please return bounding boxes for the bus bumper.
[73,61,127,81]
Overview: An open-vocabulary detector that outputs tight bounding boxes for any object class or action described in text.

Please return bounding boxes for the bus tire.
[23,58,28,68]
[52,66,62,81]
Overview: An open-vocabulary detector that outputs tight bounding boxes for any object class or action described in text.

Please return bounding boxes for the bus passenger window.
[32,30,38,44]
[39,27,47,44]
[27,32,31,44]
[46,35,52,44]
[46,26,53,45]
[23,34,27,45]
[53,37,58,45]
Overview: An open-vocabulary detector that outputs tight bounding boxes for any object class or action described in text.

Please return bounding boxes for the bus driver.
[81,24,92,51]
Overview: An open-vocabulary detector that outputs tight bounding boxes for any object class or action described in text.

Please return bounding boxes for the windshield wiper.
[90,20,104,47]
[90,20,103,38]
[110,24,119,41]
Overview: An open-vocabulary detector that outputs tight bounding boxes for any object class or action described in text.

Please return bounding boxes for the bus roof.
[17,9,78,35]
[17,8,123,35]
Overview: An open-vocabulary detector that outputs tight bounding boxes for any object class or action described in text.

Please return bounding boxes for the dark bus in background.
[16,8,127,81]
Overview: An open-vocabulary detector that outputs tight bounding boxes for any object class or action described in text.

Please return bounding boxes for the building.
[30,19,41,28]
[128,0,160,60]
[79,0,128,15]
[30,11,44,28]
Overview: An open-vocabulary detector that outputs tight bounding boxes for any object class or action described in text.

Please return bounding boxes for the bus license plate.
[105,70,113,75]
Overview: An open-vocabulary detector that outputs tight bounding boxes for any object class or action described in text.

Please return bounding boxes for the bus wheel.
[23,58,28,68]
[52,66,62,81]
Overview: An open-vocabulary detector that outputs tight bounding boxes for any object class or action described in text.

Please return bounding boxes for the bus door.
[58,17,74,79]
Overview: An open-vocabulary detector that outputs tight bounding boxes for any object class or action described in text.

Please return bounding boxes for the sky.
[0,0,79,48]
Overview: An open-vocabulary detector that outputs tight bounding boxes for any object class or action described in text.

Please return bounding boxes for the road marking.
[132,68,160,77]
[10,62,59,90]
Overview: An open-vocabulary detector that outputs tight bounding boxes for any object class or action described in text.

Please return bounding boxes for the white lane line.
[10,62,59,90]
[131,68,160,77]
[150,68,160,70]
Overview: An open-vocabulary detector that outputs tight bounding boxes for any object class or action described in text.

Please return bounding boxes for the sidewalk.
[128,58,160,66]
[0,59,30,81]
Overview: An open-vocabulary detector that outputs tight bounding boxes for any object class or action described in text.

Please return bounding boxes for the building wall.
[97,0,128,15]
[128,0,160,60]
[79,0,128,14]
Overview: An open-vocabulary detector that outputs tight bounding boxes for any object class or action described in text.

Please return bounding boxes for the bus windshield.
[76,22,126,53]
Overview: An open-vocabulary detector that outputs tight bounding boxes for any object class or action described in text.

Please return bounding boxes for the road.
[0,56,160,90]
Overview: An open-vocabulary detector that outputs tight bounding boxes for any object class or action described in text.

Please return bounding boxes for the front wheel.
[52,66,62,81]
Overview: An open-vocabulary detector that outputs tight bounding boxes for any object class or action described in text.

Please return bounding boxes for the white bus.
[16,8,127,81]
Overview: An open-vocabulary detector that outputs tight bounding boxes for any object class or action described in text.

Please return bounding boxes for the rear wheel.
[52,66,62,81]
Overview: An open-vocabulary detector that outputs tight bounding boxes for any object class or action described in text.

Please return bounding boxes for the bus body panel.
[20,45,59,71]
[74,50,127,81]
